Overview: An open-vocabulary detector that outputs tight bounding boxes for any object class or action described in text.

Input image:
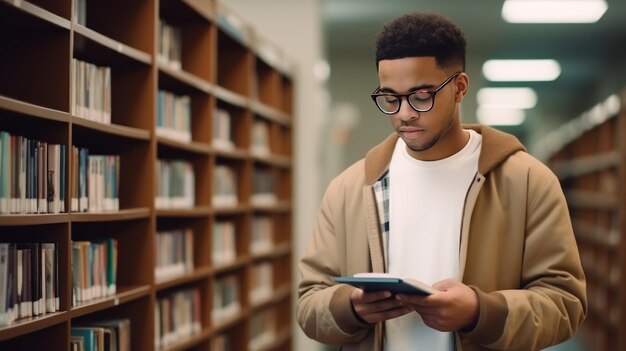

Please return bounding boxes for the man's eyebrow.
[378,83,435,94]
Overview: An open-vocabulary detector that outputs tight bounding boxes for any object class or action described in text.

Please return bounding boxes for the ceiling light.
[477,107,526,126]
[483,59,561,82]
[477,87,538,109]
[502,0,608,23]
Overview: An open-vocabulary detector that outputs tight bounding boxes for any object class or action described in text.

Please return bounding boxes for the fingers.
[350,289,412,324]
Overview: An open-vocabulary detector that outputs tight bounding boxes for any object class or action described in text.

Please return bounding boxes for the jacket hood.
[364,124,526,184]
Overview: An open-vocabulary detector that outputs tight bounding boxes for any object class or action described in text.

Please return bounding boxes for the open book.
[334,272,436,296]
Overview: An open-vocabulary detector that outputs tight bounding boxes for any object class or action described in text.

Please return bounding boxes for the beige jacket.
[297,125,587,350]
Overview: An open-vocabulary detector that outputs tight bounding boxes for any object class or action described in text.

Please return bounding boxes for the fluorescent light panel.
[477,87,538,109]
[502,0,608,23]
[483,59,561,82]
[477,107,526,126]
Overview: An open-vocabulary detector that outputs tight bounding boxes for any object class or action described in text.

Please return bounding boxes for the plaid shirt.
[372,170,390,270]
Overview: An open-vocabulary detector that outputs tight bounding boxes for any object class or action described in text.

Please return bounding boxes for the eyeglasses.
[370,72,461,115]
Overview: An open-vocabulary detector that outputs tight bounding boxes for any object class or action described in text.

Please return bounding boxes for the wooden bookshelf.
[0,0,294,350]
[546,90,626,351]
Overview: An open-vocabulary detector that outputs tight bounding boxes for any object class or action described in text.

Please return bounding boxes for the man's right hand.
[350,288,412,324]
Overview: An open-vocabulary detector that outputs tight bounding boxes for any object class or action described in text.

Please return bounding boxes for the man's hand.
[350,288,412,324]
[395,278,479,332]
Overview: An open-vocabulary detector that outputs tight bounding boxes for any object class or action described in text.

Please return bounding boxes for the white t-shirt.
[385,129,482,350]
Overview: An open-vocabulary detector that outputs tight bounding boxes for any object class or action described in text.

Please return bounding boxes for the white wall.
[219,1,327,350]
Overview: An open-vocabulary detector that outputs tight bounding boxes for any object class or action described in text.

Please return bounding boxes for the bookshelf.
[545,90,625,351]
[0,0,294,350]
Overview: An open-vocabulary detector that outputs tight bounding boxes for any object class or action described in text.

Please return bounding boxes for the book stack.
[155,159,195,209]
[249,309,276,351]
[210,334,231,351]
[157,20,182,71]
[71,319,131,351]
[72,58,112,124]
[250,120,270,157]
[70,147,120,213]
[0,131,66,214]
[250,216,273,255]
[251,168,277,206]
[212,274,240,325]
[212,165,237,207]
[212,108,234,151]
[249,262,272,304]
[0,242,60,327]
[155,288,201,349]
[212,220,236,266]
[71,238,118,306]
[156,90,191,143]
[155,228,194,281]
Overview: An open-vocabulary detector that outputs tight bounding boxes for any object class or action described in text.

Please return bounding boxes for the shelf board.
[565,190,617,210]
[252,153,291,168]
[0,311,67,341]
[213,146,248,160]
[251,242,291,261]
[212,255,249,275]
[70,284,151,319]
[252,101,290,126]
[551,151,620,180]
[155,266,212,291]
[72,117,150,142]
[214,86,248,108]
[157,136,211,155]
[255,327,291,351]
[250,284,291,311]
[0,213,69,226]
[74,24,151,65]
[158,64,213,95]
[0,95,70,124]
[156,206,213,218]
[70,208,151,222]
[1,0,70,30]
[159,328,212,351]
[251,201,292,213]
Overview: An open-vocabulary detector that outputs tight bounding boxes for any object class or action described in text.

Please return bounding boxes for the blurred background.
[223,1,624,350]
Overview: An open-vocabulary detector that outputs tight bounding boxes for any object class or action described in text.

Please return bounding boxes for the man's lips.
[398,128,424,139]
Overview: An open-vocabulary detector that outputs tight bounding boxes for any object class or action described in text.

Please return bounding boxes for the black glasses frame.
[370,72,462,115]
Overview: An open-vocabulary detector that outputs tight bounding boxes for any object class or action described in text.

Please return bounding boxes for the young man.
[296,12,587,350]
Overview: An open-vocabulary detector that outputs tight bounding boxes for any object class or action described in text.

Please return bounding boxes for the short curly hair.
[375,12,466,70]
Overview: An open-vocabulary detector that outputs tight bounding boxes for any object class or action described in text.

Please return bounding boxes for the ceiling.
[321,0,626,148]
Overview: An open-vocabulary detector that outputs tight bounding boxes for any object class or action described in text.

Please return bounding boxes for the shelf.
[74,24,151,66]
[70,208,151,222]
[70,285,152,319]
[0,0,71,30]
[0,0,294,349]
[0,311,67,341]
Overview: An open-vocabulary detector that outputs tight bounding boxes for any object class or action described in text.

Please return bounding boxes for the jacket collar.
[364,124,527,185]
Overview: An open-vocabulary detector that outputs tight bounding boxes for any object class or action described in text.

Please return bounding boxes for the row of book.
[155,288,201,349]
[212,274,241,325]
[250,120,271,157]
[73,0,87,25]
[212,165,237,207]
[0,131,66,214]
[72,148,120,213]
[213,108,234,151]
[71,319,130,351]
[155,228,194,281]
[72,238,118,306]
[249,262,273,305]
[72,58,112,124]
[249,309,277,351]
[251,216,274,255]
[155,159,195,209]
[213,221,236,266]
[156,90,192,143]
[0,242,60,327]
[157,20,183,71]
[251,168,277,206]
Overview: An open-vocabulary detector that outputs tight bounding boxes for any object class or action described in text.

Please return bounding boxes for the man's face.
[377,56,467,161]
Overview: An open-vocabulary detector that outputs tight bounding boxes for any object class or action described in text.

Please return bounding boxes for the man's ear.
[455,72,469,102]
